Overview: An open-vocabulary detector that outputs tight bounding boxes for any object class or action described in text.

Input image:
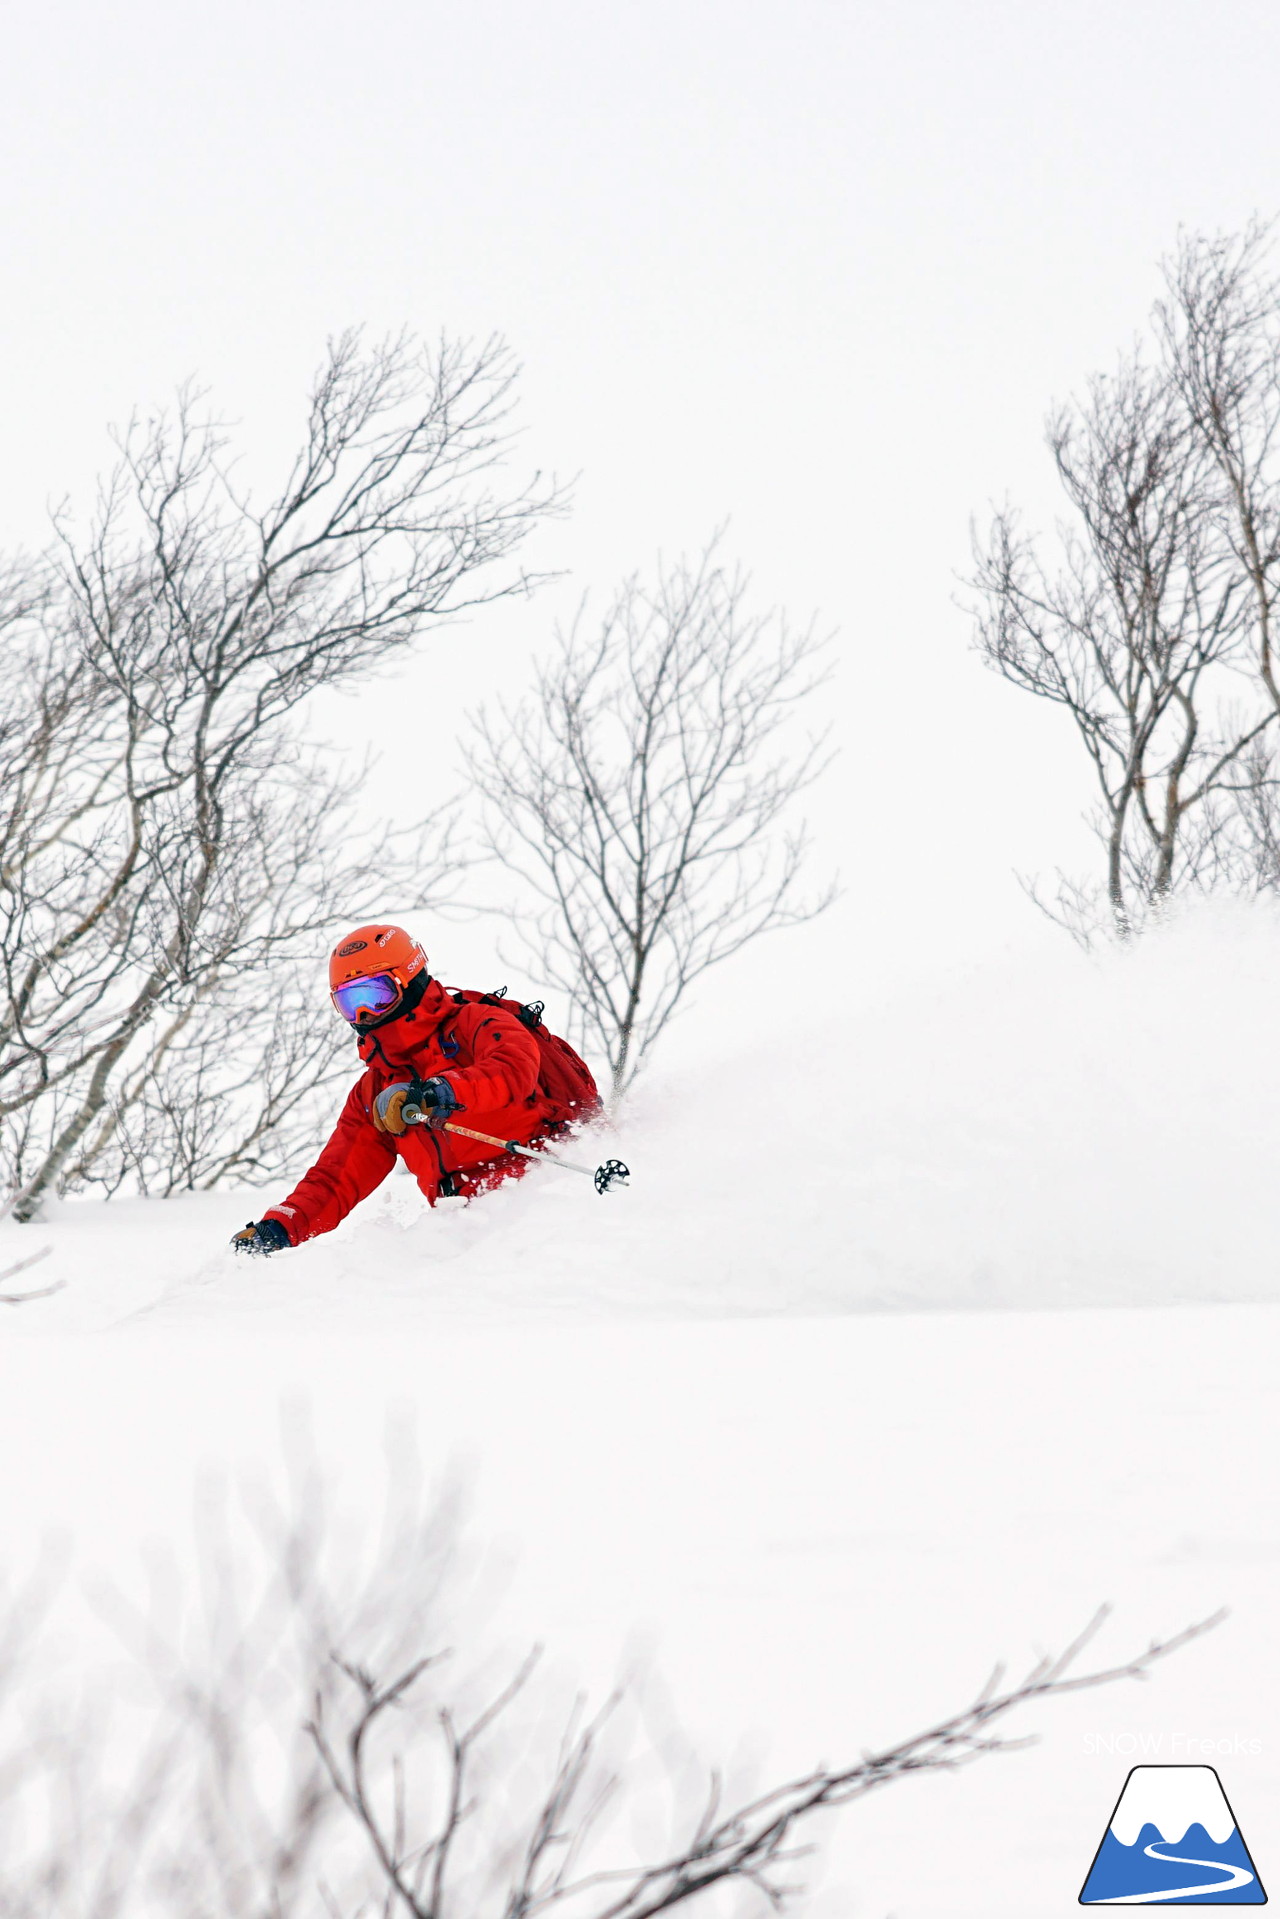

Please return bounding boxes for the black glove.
[230,1218,292,1256]
[403,1076,459,1129]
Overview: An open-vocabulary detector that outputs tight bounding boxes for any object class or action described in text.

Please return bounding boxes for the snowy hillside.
[0,909,1277,1916]
[7,904,1280,1334]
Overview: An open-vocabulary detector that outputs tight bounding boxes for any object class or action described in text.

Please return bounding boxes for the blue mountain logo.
[1080,1765,1266,1904]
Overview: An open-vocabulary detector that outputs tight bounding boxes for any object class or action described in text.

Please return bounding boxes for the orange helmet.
[329,924,428,1026]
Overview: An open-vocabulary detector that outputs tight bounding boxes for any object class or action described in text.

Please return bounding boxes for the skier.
[230,925,557,1256]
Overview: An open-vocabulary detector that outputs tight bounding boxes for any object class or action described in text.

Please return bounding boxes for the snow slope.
[0,908,1278,1915]
[9,903,1280,1335]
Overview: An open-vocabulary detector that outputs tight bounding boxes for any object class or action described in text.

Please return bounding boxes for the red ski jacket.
[264,978,549,1245]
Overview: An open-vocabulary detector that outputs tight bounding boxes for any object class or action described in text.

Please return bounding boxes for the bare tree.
[971,226,1280,944]
[309,1605,1221,1919]
[0,1476,1224,1919]
[46,758,449,1202]
[466,545,835,1099]
[1160,223,1280,718]
[0,331,556,1217]
[0,1446,468,1918]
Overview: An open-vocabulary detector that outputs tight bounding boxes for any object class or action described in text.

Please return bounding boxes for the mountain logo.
[1080,1765,1266,1904]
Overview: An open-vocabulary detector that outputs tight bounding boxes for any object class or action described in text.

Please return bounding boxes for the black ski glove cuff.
[230,1217,292,1256]
[406,1076,459,1128]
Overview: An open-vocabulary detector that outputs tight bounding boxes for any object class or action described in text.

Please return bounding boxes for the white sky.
[5,0,1280,998]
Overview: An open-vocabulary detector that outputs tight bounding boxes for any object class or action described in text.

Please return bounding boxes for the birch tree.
[466,545,835,1099]
[972,225,1280,942]
[0,331,554,1216]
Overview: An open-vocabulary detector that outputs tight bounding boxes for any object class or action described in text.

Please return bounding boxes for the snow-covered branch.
[466,540,837,1099]
[970,223,1280,943]
[0,334,555,1215]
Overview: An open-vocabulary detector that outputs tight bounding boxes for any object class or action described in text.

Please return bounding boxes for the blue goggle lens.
[332,973,402,1023]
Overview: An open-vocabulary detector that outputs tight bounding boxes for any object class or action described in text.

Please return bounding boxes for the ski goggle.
[331,972,403,1024]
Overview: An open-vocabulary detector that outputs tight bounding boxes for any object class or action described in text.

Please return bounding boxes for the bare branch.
[467,540,837,1099]
[970,226,1280,938]
[314,1607,1223,1919]
[0,333,556,1214]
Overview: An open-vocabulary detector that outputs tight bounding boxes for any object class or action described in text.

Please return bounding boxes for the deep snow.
[1,908,1278,1915]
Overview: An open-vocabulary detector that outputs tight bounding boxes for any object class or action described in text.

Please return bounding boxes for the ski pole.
[402,1107,630,1195]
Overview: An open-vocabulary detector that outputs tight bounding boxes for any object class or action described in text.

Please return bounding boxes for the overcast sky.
[5,1,1280,1003]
